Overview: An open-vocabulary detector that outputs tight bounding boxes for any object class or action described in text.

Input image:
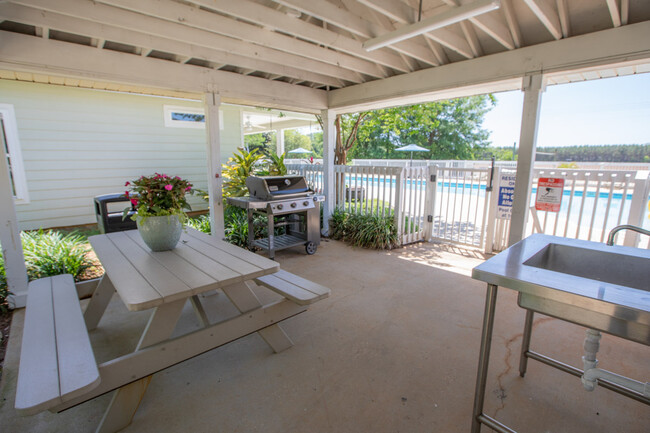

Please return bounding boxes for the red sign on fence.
[535,178,564,212]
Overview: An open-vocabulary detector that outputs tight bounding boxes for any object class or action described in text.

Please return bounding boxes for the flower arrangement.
[124,173,193,221]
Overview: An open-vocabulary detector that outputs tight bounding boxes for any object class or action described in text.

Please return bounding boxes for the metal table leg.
[519,309,534,377]
[471,283,499,433]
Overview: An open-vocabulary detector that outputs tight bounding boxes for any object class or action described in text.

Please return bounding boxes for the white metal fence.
[287,162,650,250]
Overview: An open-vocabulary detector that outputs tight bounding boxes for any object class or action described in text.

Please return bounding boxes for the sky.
[482,72,650,148]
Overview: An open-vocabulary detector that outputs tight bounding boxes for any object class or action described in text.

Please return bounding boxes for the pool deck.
[0,239,648,432]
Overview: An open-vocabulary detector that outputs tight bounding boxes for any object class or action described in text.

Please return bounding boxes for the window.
[0,104,29,203]
[163,105,223,129]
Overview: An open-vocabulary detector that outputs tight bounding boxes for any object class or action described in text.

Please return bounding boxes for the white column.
[508,74,544,246]
[204,91,225,239]
[0,129,28,308]
[276,129,285,155]
[321,109,336,235]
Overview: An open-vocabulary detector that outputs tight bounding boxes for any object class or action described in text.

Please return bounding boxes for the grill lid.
[246,175,312,201]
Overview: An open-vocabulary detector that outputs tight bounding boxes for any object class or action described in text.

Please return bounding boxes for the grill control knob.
[277,204,283,210]
[303,201,309,206]
[290,202,297,208]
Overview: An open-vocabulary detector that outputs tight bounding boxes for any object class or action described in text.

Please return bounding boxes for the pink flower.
[124,191,130,198]
[125,181,130,187]
[130,199,138,206]
[164,184,173,191]
[185,186,192,191]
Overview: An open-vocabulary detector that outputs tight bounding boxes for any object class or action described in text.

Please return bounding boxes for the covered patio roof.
[1,0,649,302]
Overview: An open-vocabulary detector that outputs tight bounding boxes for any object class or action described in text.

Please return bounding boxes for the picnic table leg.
[221,281,294,353]
[84,274,116,330]
[96,298,186,433]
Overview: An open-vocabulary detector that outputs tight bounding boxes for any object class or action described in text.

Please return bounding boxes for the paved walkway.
[0,239,648,432]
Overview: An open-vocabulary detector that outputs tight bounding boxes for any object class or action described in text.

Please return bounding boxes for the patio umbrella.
[395,143,428,165]
[288,147,313,154]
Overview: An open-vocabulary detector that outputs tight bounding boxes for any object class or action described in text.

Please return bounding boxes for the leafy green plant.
[20,230,93,281]
[329,209,399,250]
[0,253,11,314]
[185,214,212,233]
[266,152,288,176]
[222,148,264,197]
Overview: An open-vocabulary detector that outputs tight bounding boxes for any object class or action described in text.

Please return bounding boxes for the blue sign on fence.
[497,173,516,220]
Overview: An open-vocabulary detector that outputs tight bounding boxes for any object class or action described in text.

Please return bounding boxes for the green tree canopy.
[349,95,495,161]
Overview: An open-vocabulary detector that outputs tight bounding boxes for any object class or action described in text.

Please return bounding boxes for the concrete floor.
[1,239,648,433]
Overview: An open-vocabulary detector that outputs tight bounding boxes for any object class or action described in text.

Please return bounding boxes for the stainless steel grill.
[226,175,324,259]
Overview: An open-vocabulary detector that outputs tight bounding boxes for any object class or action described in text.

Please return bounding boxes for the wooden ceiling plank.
[99,0,386,79]
[621,0,629,26]
[271,0,441,65]
[425,37,450,65]
[501,0,522,48]
[188,0,411,74]
[522,0,562,40]
[557,0,570,38]
[460,21,482,57]
[469,13,515,50]
[605,0,622,28]
[0,30,328,112]
[6,0,351,86]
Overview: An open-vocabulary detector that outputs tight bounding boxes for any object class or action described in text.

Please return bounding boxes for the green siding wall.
[0,80,242,230]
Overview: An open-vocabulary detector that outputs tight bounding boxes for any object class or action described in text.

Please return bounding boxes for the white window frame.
[163,105,223,130]
[0,104,29,204]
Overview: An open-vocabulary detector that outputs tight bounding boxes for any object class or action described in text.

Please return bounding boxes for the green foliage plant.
[124,173,193,222]
[0,253,10,313]
[266,152,288,176]
[329,209,399,250]
[20,229,92,282]
[185,214,212,233]
[222,148,264,197]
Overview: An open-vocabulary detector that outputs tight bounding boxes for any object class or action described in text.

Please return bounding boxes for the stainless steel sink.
[523,243,650,291]
[472,234,650,344]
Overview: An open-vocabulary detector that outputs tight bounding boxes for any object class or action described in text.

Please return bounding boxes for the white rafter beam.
[523,0,562,40]
[460,21,483,56]
[98,0,385,79]
[9,0,361,84]
[605,0,622,28]
[0,31,327,112]
[0,2,344,88]
[187,0,411,74]
[557,0,570,37]
[352,0,474,59]
[269,0,442,65]
[441,0,515,50]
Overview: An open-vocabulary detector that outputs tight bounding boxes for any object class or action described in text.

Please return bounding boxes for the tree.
[349,95,494,161]
[244,132,275,154]
[283,129,313,153]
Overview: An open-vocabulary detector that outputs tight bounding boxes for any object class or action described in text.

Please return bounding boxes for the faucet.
[606,224,650,246]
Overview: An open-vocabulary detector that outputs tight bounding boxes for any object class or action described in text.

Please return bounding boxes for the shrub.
[329,209,399,250]
[0,254,10,314]
[21,230,92,281]
[186,214,212,234]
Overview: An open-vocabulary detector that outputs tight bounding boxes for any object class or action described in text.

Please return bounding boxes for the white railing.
[286,163,324,193]
[429,166,492,248]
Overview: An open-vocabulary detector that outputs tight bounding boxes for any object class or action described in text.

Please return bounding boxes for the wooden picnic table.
[15,227,329,433]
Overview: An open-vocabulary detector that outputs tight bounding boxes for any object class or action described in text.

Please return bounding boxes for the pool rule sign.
[535,178,565,212]
[497,172,516,219]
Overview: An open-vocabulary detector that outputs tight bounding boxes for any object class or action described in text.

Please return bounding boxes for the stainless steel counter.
[469,234,650,433]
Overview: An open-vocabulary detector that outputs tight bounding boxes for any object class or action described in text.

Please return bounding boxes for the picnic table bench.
[14,228,330,433]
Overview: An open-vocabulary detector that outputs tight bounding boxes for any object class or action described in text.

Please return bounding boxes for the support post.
[623,171,650,247]
[321,109,336,235]
[204,91,225,239]
[508,74,544,246]
[0,121,28,308]
[276,129,285,155]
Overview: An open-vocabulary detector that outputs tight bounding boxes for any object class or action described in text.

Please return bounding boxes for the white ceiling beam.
[0,3,344,88]
[621,0,629,25]
[0,30,328,112]
[460,21,483,57]
[270,0,442,65]
[98,0,385,79]
[187,0,411,74]
[522,0,562,40]
[11,0,361,84]
[353,0,474,59]
[329,20,650,111]
[605,0,622,28]
[501,0,522,48]
[441,0,515,50]
[556,0,570,37]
